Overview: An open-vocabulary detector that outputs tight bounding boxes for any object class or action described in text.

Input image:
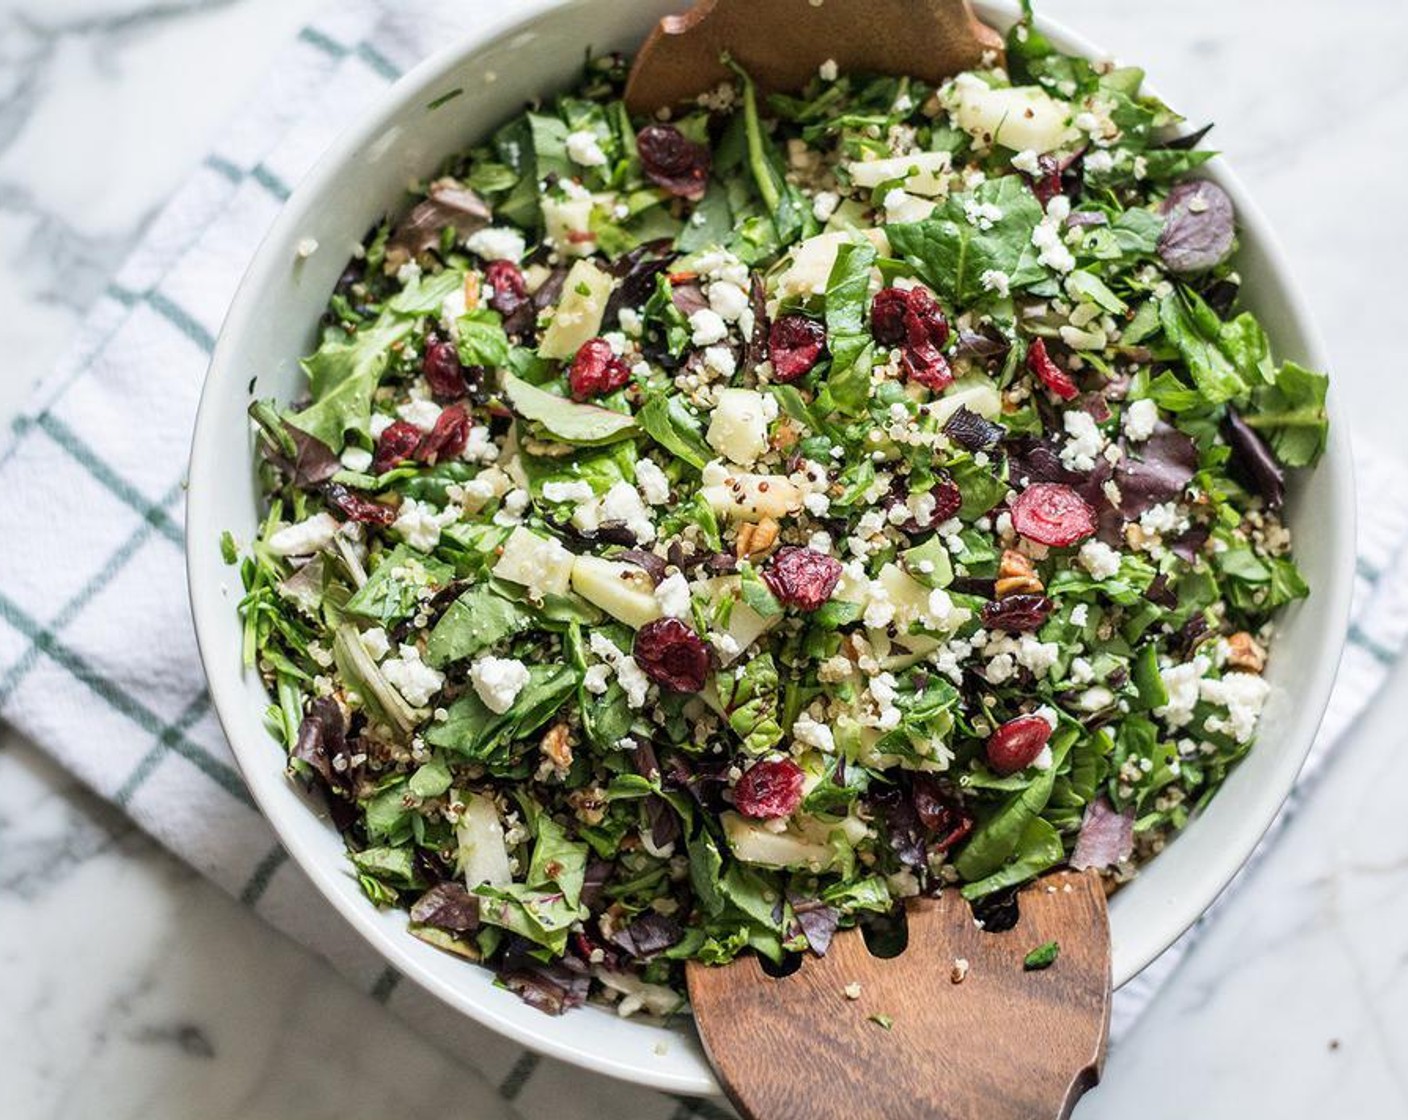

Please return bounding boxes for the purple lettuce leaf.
[1158,179,1235,275]
[1070,799,1135,870]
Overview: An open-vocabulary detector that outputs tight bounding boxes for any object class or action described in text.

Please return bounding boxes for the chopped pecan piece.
[735,517,781,561]
[1225,631,1266,673]
[995,549,1044,598]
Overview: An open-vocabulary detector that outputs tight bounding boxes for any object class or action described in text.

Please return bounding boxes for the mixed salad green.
[231,6,1328,1016]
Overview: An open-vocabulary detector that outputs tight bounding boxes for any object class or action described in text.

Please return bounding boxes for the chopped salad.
[231,5,1329,1018]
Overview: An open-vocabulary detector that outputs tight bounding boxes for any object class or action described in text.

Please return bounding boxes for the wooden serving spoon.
[687,869,1112,1120]
[623,0,1005,115]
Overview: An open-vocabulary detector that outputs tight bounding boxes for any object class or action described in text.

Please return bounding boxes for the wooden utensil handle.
[624,0,1004,114]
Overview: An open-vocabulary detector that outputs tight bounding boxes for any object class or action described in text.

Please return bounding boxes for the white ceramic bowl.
[187,0,1355,1094]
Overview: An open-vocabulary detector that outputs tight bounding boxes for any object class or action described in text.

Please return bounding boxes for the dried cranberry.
[484,260,528,318]
[763,547,843,612]
[633,618,710,693]
[874,286,953,391]
[981,593,1054,633]
[568,338,632,400]
[902,347,954,391]
[929,477,963,524]
[1026,338,1079,400]
[986,715,1053,775]
[912,778,974,852]
[903,287,950,352]
[322,481,396,525]
[870,287,910,346]
[422,333,467,401]
[372,420,422,474]
[416,404,470,465]
[768,315,827,383]
[636,123,711,201]
[1010,483,1098,547]
[733,758,805,820]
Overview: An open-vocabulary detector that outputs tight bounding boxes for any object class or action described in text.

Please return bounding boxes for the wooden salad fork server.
[686,870,1112,1120]
[624,0,1004,115]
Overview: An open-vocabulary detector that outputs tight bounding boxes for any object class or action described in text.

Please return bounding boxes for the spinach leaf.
[1246,360,1330,467]
[501,372,638,445]
[824,239,879,413]
[425,663,578,765]
[716,653,784,754]
[637,392,712,469]
[425,585,531,668]
[455,308,511,369]
[954,732,1072,882]
[344,545,454,624]
[886,176,1044,307]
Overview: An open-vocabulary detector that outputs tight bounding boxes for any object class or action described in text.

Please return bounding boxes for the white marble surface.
[2,1,1407,1116]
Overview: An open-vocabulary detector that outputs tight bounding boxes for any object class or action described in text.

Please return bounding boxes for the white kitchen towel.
[0,1,1404,1115]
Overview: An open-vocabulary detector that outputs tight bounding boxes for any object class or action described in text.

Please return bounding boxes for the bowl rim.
[187,0,1355,1095]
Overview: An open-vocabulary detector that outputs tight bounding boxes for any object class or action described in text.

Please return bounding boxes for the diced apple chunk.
[707,388,769,467]
[538,259,613,360]
[697,575,777,663]
[775,228,891,299]
[492,527,574,599]
[951,81,1075,154]
[847,150,953,196]
[456,793,512,889]
[931,375,1003,428]
[701,460,804,522]
[570,555,662,629]
[541,193,595,258]
[723,812,836,870]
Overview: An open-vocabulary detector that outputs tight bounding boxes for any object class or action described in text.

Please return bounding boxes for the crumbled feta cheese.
[656,572,692,619]
[1084,149,1115,174]
[689,308,729,346]
[369,413,395,438]
[812,190,840,222]
[589,632,650,708]
[867,672,902,731]
[383,644,447,708]
[979,269,1011,297]
[1015,635,1060,678]
[394,497,457,551]
[618,307,643,337]
[359,627,390,661]
[397,398,443,433]
[1123,398,1159,442]
[708,280,750,322]
[962,198,1004,230]
[565,129,608,167]
[267,512,339,557]
[598,480,656,543]
[818,58,839,82]
[792,712,835,752]
[542,480,595,504]
[1060,409,1104,472]
[1199,671,1270,743]
[1032,213,1075,273]
[702,345,737,379]
[469,655,530,714]
[1010,148,1042,175]
[583,664,611,695]
[464,226,526,262]
[635,459,671,505]
[1139,502,1187,538]
[1069,603,1090,627]
[1156,655,1211,729]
